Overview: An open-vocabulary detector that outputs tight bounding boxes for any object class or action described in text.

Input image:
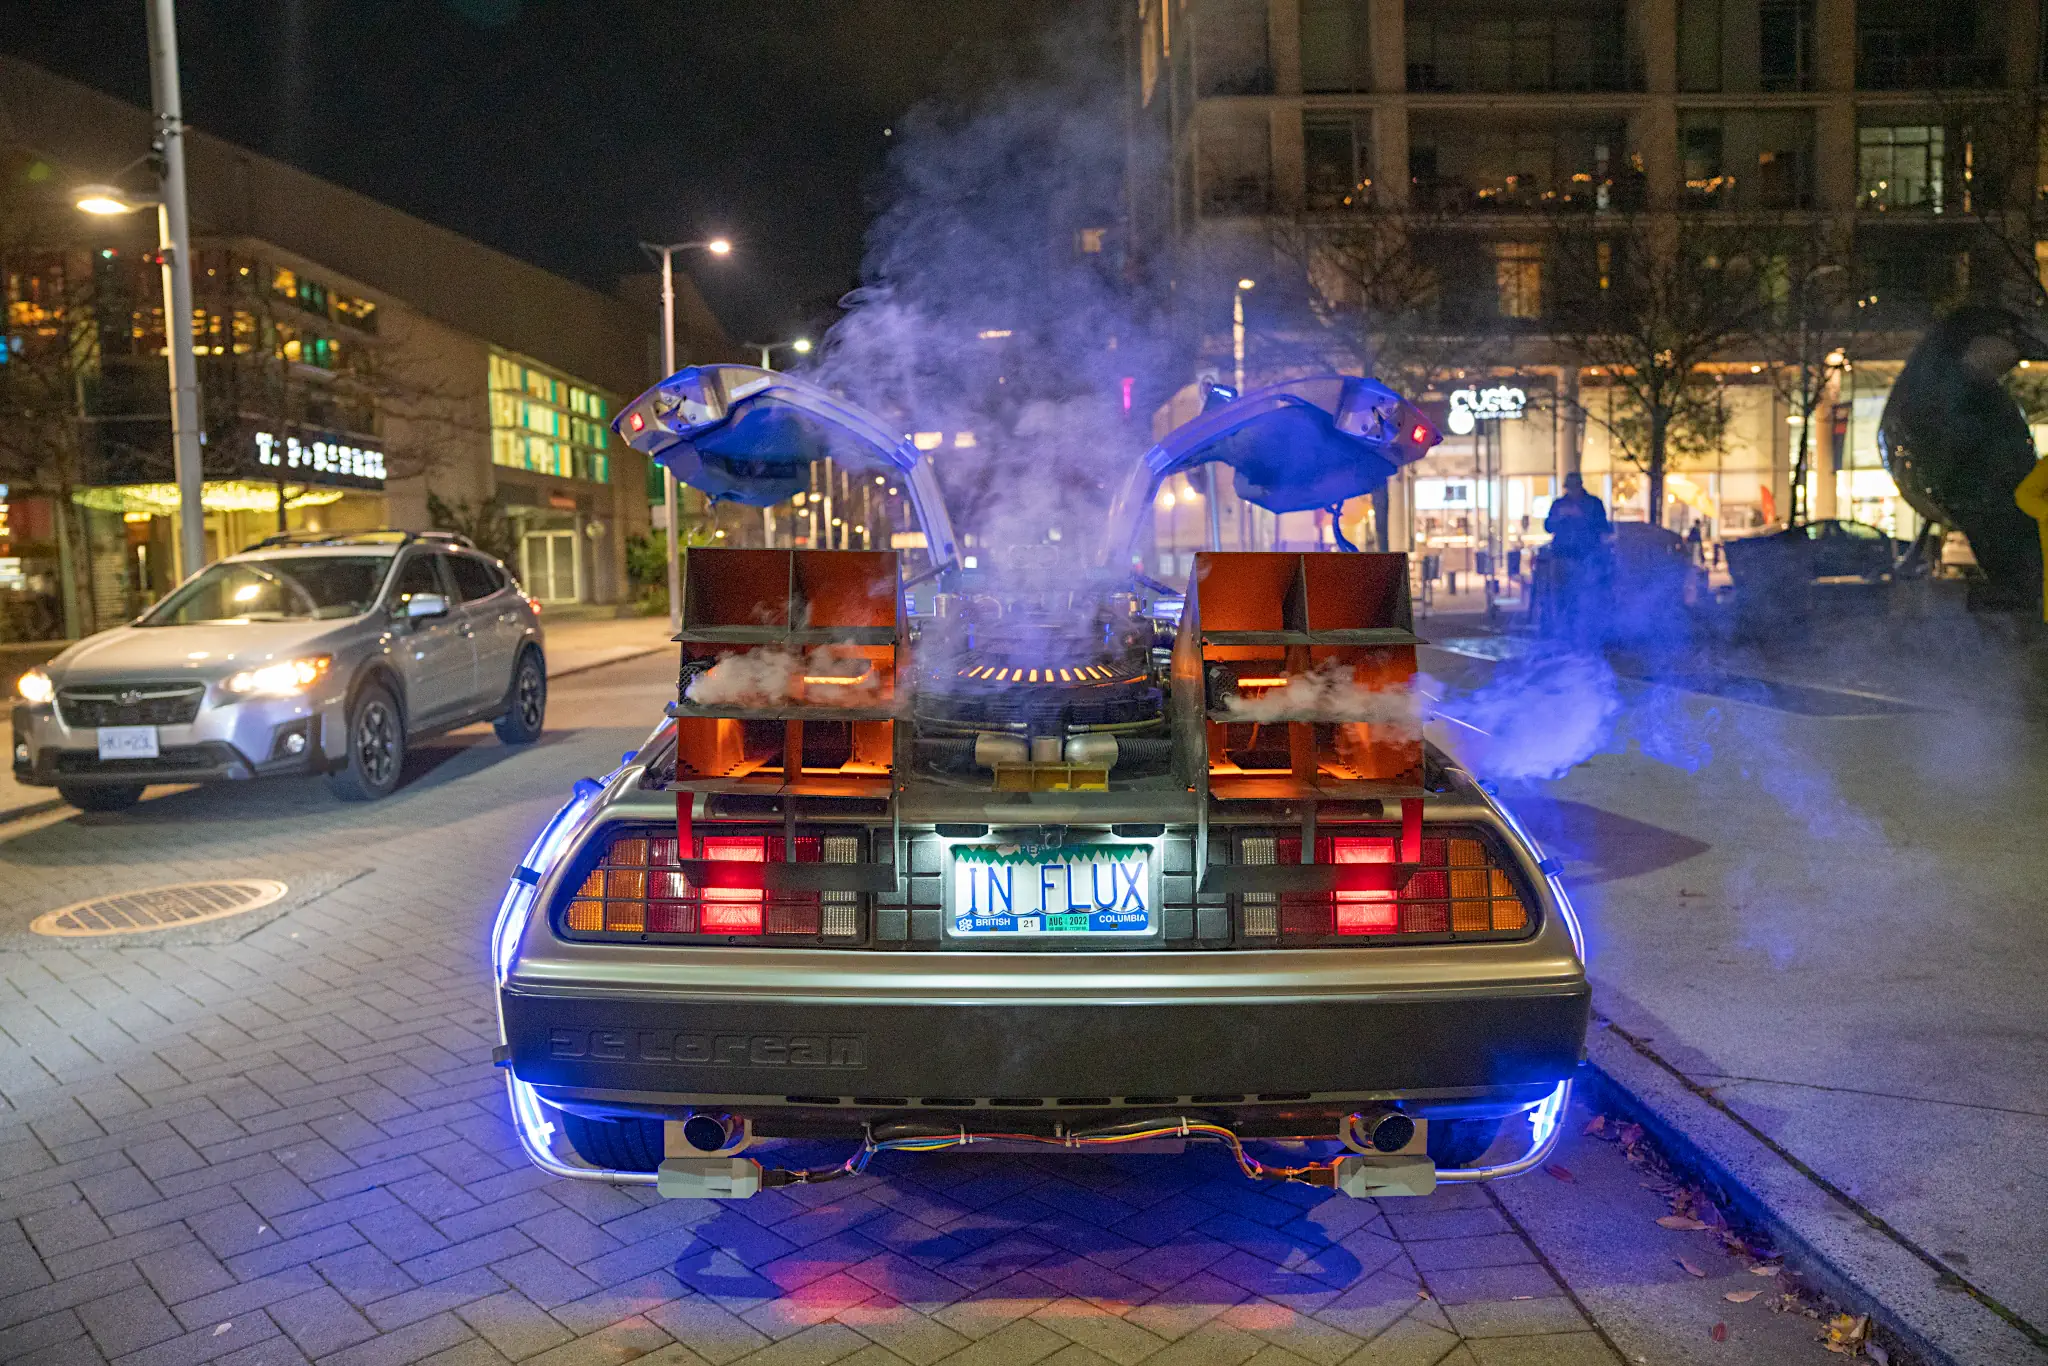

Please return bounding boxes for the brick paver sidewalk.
[0,658,1840,1366]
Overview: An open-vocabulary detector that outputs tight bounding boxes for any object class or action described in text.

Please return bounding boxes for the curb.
[545,645,669,683]
[1584,1020,2044,1366]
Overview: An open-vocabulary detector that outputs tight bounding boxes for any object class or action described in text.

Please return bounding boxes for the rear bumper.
[503,978,1590,1129]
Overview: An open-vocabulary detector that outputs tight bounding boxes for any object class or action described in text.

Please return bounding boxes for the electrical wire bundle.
[759,1117,1345,1188]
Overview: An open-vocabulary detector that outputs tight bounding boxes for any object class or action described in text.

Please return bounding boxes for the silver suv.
[11,531,546,811]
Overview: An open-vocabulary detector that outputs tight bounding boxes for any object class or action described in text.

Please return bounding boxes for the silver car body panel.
[14,542,542,788]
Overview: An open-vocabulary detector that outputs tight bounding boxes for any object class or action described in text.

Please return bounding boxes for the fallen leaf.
[1544,1164,1575,1182]
[1711,1322,1727,1341]
[1583,1115,1608,1137]
[1678,1257,1707,1278]
[1724,1290,1761,1304]
[212,1325,231,1338]
[1416,1289,1430,1300]
[1658,1215,1709,1230]
[1749,1263,1781,1276]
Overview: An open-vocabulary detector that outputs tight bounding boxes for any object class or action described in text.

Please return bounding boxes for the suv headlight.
[15,668,54,705]
[225,655,332,698]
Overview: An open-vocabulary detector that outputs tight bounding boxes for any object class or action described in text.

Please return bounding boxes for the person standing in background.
[1544,473,1612,643]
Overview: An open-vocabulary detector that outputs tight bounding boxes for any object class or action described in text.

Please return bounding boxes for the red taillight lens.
[700,836,766,933]
[563,828,863,940]
[1237,828,1527,943]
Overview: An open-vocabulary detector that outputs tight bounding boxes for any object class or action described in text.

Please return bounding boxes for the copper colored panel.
[684,549,790,629]
[1191,553,1300,632]
[794,550,898,628]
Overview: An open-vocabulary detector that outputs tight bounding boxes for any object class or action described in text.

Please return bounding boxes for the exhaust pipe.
[678,1112,738,1154]
[1347,1109,1417,1154]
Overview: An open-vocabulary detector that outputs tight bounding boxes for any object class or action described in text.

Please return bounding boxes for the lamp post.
[70,1,205,581]
[748,337,812,370]
[638,237,732,632]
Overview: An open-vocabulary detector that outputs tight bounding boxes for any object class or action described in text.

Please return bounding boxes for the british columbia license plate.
[97,726,159,760]
[949,844,1153,936]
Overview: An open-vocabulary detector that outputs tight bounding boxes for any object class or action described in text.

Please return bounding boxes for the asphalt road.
[0,652,1853,1366]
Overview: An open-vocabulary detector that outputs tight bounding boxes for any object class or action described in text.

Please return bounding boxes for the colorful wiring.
[767,1119,1340,1187]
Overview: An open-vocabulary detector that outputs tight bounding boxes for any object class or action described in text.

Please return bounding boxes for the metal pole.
[758,344,773,370]
[146,0,205,581]
[659,247,683,633]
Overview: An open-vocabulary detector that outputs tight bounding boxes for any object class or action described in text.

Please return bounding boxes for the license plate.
[949,845,1153,936]
[97,726,159,760]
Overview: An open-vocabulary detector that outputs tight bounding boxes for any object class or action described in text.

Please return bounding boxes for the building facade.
[0,56,728,640]
[1131,0,2047,579]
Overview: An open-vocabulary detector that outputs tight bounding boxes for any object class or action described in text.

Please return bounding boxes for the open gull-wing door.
[613,364,959,567]
[1099,375,1440,567]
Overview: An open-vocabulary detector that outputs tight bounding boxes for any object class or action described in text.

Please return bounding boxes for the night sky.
[1,0,1088,344]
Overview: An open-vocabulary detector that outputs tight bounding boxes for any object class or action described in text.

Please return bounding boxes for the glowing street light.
[637,236,736,631]
[750,338,813,369]
[75,186,144,216]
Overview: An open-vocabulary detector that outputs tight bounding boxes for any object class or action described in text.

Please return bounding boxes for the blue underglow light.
[1490,794,1586,962]
[508,1075,557,1154]
[1529,1079,1568,1150]
[491,784,601,984]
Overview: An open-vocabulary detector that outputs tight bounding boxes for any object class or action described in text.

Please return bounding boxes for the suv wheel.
[558,1112,663,1172]
[493,651,546,745]
[329,682,405,801]
[58,783,144,813]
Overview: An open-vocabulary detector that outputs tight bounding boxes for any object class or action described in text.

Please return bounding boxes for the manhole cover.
[30,880,289,938]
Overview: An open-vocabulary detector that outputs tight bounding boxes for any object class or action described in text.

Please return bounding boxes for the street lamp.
[638,237,734,632]
[749,337,812,370]
[75,180,206,582]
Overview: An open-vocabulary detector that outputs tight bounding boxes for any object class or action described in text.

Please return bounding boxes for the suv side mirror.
[404,592,450,620]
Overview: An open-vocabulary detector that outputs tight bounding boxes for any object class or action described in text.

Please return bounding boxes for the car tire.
[493,650,546,745]
[559,1112,663,1172]
[1427,1117,1505,1170]
[58,783,144,813]
[329,682,405,801]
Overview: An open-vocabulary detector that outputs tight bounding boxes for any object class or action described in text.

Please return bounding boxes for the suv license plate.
[949,845,1152,936]
[97,726,160,760]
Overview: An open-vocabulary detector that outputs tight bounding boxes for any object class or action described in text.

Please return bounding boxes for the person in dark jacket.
[1543,474,1612,642]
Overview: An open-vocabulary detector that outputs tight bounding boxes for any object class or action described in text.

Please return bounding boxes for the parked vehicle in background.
[1724,518,1902,632]
[11,531,546,812]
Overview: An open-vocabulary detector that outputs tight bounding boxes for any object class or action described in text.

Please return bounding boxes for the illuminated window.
[1859,125,1944,211]
[1493,242,1543,319]
[488,350,612,483]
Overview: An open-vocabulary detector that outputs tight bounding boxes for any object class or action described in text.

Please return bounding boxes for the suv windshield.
[140,556,392,626]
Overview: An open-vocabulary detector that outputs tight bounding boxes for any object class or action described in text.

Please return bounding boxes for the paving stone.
[453,1291,574,1361]
[546,1272,687,1339]
[315,1312,477,1366]
[361,1269,507,1333]
[831,1296,971,1366]
[1029,1296,1171,1364]
[643,1297,770,1365]
[77,1286,184,1357]
[267,1286,379,1358]
[1463,1333,1617,1365]
[1413,1264,1561,1308]
[517,1316,671,1366]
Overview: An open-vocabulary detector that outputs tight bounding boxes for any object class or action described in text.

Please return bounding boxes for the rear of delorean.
[492,367,1588,1200]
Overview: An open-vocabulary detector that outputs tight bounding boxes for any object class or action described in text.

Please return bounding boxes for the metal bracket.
[656,1157,762,1200]
[1332,1153,1437,1198]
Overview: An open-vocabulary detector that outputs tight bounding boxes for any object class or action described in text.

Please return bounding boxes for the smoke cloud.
[803,10,1166,574]
[1221,663,1420,727]
[1423,653,1623,782]
[684,648,888,710]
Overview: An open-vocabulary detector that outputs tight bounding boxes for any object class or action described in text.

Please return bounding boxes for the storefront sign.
[253,431,386,487]
[1446,384,1528,435]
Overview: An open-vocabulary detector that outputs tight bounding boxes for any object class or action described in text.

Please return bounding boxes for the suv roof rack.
[239,529,477,553]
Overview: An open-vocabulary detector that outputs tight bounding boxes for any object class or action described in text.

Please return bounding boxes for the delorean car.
[491,365,1587,1200]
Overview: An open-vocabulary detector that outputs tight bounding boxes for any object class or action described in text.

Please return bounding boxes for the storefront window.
[488,351,612,483]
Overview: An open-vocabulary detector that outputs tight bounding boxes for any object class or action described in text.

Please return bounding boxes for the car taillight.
[562,827,862,940]
[1237,827,1528,943]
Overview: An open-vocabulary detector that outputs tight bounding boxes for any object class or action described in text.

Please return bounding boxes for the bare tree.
[1268,211,1502,398]
[1542,210,1788,526]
